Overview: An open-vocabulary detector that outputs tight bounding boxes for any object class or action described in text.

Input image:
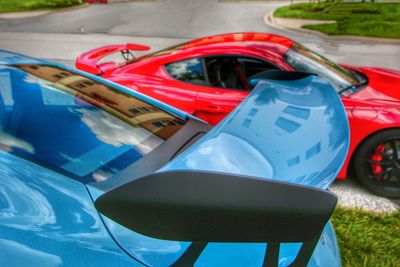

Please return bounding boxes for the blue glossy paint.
[0,65,170,183]
[0,151,142,267]
[0,49,42,65]
[193,222,340,267]
[94,76,347,267]
[0,50,346,267]
[87,185,192,266]
[162,75,350,189]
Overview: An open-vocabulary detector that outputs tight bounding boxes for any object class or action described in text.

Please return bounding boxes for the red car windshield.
[284,43,358,93]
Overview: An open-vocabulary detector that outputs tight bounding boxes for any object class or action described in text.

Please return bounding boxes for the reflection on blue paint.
[306,142,322,160]
[275,117,301,133]
[287,155,300,167]
[0,66,169,183]
[162,75,350,189]
[0,151,140,267]
[242,118,251,128]
[248,108,258,117]
[283,105,310,120]
[83,75,346,267]
[151,75,347,266]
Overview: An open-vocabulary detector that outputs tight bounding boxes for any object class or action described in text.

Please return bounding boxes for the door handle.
[201,104,225,113]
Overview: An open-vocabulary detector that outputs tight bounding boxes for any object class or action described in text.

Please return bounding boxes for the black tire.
[354,129,400,199]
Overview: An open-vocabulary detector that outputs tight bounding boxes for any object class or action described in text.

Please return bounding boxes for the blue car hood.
[88,74,348,267]
[0,49,43,65]
[162,74,349,189]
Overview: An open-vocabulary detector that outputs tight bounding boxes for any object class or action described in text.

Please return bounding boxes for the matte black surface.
[263,243,280,267]
[249,70,313,82]
[288,235,321,267]
[95,170,337,243]
[171,242,207,267]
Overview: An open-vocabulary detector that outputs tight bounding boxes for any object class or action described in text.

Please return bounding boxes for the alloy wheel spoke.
[366,159,392,165]
[367,139,400,190]
[377,150,394,161]
[381,168,393,176]
[381,170,392,182]
[379,171,395,188]
[390,140,399,160]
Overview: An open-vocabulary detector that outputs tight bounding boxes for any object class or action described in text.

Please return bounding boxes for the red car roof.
[180,32,293,50]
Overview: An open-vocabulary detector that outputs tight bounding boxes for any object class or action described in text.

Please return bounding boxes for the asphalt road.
[0,0,285,37]
[0,0,399,211]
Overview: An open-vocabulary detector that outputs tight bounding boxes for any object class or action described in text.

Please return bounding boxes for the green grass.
[274,2,400,38]
[0,0,82,13]
[332,207,400,267]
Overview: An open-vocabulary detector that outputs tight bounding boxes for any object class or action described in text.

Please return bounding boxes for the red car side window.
[164,58,207,85]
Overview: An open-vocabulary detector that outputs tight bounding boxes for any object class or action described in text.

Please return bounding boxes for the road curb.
[264,9,400,45]
[0,3,90,20]
[331,179,399,213]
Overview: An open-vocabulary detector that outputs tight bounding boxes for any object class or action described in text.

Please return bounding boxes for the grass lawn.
[274,2,400,38]
[332,207,400,267]
[0,0,82,13]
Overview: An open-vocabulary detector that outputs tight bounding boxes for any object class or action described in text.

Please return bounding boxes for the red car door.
[161,56,252,120]
[149,57,218,115]
[195,87,248,125]
[195,56,263,125]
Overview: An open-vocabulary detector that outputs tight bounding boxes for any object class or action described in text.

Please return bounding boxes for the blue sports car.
[0,50,349,267]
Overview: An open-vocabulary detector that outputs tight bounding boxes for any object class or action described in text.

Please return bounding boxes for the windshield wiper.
[338,84,356,95]
[338,80,368,95]
[338,69,369,95]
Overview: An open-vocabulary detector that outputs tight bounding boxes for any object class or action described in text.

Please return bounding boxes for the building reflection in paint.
[15,64,185,140]
[0,64,187,182]
[162,74,349,189]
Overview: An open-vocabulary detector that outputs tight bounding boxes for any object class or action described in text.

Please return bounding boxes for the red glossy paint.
[76,32,400,181]
[76,43,150,75]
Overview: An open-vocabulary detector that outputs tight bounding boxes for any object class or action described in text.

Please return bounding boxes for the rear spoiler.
[75,43,150,75]
[95,72,349,266]
[161,72,350,189]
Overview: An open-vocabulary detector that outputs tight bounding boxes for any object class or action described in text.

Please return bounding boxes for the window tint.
[0,64,186,183]
[165,58,206,85]
[205,56,279,90]
[239,57,279,78]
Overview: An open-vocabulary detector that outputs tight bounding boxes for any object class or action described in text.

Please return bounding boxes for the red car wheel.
[354,129,400,199]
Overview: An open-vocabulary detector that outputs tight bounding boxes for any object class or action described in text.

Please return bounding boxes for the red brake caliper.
[369,144,385,180]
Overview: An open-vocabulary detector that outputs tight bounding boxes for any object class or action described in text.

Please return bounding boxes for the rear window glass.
[165,58,207,85]
[0,64,186,183]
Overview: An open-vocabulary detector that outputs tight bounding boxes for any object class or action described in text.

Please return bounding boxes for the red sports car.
[76,32,400,198]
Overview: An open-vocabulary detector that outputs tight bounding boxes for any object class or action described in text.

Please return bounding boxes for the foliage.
[0,0,82,12]
[332,207,400,267]
[336,16,349,31]
[275,2,400,38]
[20,0,81,9]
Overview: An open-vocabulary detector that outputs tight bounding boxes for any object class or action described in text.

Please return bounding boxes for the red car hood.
[349,67,400,104]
